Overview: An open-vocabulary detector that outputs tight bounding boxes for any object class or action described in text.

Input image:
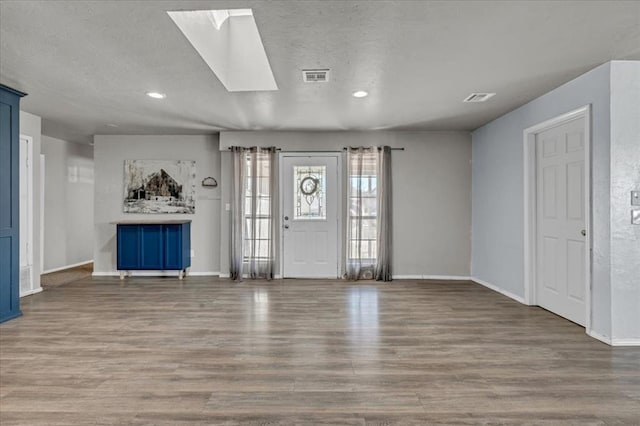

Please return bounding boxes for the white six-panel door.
[281,154,339,278]
[535,117,586,326]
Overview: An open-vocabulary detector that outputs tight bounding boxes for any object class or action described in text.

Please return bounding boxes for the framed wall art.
[123,160,196,214]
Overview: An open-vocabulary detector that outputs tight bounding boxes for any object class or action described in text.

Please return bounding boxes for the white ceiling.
[1,0,639,143]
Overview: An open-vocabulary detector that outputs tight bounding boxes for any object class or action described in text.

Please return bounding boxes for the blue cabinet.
[116,221,191,279]
[0,85,26,323]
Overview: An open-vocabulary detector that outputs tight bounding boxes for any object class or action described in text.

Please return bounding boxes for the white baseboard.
[470,277,527,304]
[220,273,469,281]
[217,273,283,279]
[20,287,43,297]
[392,275,471,281]
[611,338,640,347]
[586,329,612,345]
[92,271,220,277]
[43,260,93,275]
[587,330,640,346]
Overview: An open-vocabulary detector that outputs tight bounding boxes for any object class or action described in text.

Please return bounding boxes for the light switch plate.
[632,209,640,225]
[632,191,640,206]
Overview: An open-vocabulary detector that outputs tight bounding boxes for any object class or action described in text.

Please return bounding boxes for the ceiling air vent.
[302,69,330,83]
[463,93,496,103]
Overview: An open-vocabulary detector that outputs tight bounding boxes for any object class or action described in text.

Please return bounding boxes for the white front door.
[281,154,340,278]
[535,117,587,326]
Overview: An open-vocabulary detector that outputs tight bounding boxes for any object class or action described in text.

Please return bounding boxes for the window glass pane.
[348,239,376,260]
[244,196,270,216]
[255,239,270,258]
[255,218,270,239]
[348,151,379,262]
[257,197,270,216]
[256,177,270,196]
[349,219,358,240]
[349,240,360,259]
[245,217,270,239]
[349,218,376,239]
[242,153,273,262]
[245,217,252,239]
[243,239,270,259]
[368,240,377,259]
[349,197,377,216]
[294,165,326,220]
[350,176,377,197]
[361,218,376,240]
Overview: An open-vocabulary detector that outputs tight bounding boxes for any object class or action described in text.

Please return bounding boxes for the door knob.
[581,229,586,236]
[284,224,289,229]
[284,216,289,221]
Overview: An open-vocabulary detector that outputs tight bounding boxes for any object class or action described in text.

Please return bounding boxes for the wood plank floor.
[1,277,639,425]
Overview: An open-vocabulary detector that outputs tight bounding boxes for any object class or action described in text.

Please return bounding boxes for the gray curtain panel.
[229,146,277,280]
[375,146,392,281]
[345,146,393,281]
[229,147,246,280]
[345,147,378,280]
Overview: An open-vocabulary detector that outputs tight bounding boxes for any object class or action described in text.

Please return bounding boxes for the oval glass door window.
[294,165,326,220]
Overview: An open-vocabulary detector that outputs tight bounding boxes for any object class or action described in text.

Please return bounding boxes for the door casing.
[278,152,343,278]
[19,135,40,297]
[523,105,592,332]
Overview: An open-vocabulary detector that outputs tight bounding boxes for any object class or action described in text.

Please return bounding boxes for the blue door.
[0,86,26,323]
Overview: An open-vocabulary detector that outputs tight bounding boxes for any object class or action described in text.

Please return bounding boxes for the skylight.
[167,9,278,92]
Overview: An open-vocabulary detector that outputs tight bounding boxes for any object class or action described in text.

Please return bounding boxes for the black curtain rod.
[228,147,404,151]
[342,147,404,151]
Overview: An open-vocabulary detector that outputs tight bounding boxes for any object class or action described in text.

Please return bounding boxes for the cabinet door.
[140,225,163,269]
[163,224,183,270]
[117,225,140,269]
[182,222,191,269]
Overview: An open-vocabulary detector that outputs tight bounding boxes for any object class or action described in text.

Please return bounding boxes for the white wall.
[219,131,472,278]
[472,60,640,344]
[41,135,94,272]
[609,61,640,343]
[93,135,220,275]
[19,111,42,291]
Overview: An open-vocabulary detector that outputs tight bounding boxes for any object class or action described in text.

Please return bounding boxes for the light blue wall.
[610,61,640,342]
[471,62,612,337]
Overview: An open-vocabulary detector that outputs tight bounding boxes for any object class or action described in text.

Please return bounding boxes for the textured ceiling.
[1,0,639,143]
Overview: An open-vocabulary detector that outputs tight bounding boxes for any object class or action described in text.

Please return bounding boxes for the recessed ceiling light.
[353,90,368,98]
[146,92,166,99]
